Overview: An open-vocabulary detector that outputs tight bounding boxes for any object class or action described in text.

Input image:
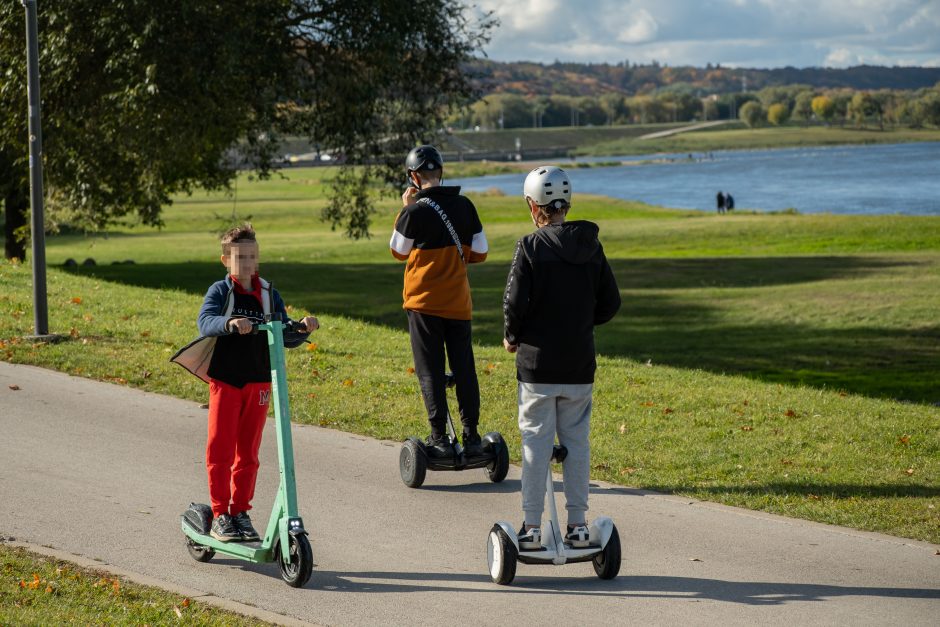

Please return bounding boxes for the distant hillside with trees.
[467,59,940,97]
[450,59,940,131]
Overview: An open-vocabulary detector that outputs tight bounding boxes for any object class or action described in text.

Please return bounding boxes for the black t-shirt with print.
[207,290,270,387]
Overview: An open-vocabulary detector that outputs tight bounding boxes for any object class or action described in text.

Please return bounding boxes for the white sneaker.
[517,525,541,550]
[565,524,590,548]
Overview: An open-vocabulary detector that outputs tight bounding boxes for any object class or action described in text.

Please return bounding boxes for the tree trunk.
[4,184,27,261]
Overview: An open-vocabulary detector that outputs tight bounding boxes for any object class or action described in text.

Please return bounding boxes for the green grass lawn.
[0,544,270,625]
[1,166,938,544]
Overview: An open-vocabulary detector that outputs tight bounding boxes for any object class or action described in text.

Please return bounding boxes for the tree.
[848,92,881,127]
[792,91,816,122]
[811,95,836,123]
[739,101,764,128]
[767,103,790,126]
[1,1,293,259]
[1,2,494,255]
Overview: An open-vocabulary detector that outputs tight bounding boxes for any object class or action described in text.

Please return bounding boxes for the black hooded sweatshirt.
[503,220,621,384]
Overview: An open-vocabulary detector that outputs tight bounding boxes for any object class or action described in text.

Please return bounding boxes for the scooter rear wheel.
[483,433,509,483]
[400,439,427,488]
[487,526,518,585]
[275,533,313,588]
[186,539,215,563]
[592,524,621,580]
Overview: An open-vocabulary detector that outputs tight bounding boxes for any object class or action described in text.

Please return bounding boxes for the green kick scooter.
[180,315,314,588]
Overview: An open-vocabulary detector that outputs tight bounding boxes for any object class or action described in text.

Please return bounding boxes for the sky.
[472,0,940,68]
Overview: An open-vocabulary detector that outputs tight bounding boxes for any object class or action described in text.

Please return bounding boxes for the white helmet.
[523,166,571,209]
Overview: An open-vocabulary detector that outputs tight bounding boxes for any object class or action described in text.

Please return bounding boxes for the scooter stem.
[545,462,566,560]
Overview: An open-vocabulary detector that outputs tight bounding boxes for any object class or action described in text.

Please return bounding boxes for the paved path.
[638,120,732,140]
[1,361,937,626]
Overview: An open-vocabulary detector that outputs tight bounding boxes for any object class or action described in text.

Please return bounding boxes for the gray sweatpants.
[518,381,592,527]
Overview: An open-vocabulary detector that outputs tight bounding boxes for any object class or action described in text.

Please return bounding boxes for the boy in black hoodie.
[503,166,621,550]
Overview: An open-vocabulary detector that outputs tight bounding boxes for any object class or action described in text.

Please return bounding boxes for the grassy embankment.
[433,122,940,158]
[579,124,940,156]
[1,166,938,544]
[0,544,270,625]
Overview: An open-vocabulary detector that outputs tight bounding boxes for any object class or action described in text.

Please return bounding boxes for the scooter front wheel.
[276,533,313,588]
[483,433,509,483]
[186,538,215,563]
[487,526,517,585]
[400,439,427,488]
[592,524,621,580]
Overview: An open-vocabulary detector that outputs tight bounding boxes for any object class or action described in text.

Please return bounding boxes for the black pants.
[406,310,480,437]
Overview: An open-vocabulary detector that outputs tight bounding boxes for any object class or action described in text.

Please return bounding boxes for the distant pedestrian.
[726,193,735,212]
[716,191,726,214]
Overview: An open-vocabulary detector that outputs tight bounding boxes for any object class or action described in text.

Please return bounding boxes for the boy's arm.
[389,208,414,261]
[272,289,313,348]
[503,239,531,345]
[594,247,621,326]
[467,199,488,264]
[197,283,232,337]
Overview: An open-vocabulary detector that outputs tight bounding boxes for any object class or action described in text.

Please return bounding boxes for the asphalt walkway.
[1,361,937,626]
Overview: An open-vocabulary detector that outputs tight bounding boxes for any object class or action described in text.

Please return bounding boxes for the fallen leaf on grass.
[70,297,82,304]
[780,458,793,465]
[898,435,911,446]
[344,353,353,360]
[140,331,150,338]
[406,367,415,374]
[306,342,318,352]
[740,425,753,432]
[619,423,626,434]
[620,467,637,475]
[181,598,191,608]
[663,407,674,414]
[342,379,354,387]
[904,468,915,476]
[640,401,655,407]
[69,327,80,338]
[45,585,54,593]
[8,384,20,391]
[307,393,317,399]
[807,494,820,500]
[785,409,797,417]
[174,606,183,618]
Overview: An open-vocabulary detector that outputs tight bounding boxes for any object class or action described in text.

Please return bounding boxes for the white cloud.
[617,9,659,44]
[473,0,940,67]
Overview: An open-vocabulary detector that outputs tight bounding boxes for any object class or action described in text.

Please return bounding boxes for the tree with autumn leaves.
[0,1,493,259]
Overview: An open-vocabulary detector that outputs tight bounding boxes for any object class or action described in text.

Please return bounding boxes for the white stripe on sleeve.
[471,230,488,254]
[390,230,415,256]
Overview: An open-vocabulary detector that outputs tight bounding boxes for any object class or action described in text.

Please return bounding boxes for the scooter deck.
[182,519,271,562]
[426,451,498,471]
[517,543,604,565]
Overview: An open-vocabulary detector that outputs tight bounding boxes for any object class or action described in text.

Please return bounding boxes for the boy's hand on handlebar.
[299,316,319,333]
[503,338,517,353]
[228,318,254,335]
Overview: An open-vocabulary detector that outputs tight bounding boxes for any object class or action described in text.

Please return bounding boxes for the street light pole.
[22,0,55,340]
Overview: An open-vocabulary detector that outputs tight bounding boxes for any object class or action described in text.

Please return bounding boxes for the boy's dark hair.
[221,223,256,255]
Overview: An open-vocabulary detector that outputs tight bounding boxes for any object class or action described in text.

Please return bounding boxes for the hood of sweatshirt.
[532,220,600,264]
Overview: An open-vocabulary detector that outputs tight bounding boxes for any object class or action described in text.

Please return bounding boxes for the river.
[450,141,940,215]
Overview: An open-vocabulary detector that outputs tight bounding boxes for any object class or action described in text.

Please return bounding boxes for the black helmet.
[405,145,444,173]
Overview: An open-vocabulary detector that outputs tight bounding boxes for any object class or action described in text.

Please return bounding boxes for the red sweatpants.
[207,379,271,517]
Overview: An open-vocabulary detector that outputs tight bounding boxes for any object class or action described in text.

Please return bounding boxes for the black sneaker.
[210,513,241,542]
[565,523,591,548]
[462,431,484,457]
[517,523,541,550]
[425,433,453,458]
[232,511,260,541]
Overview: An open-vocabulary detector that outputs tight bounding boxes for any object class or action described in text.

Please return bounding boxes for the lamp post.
[22,0,57,341]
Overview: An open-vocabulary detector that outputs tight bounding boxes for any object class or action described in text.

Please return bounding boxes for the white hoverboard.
[486,445,621,585]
